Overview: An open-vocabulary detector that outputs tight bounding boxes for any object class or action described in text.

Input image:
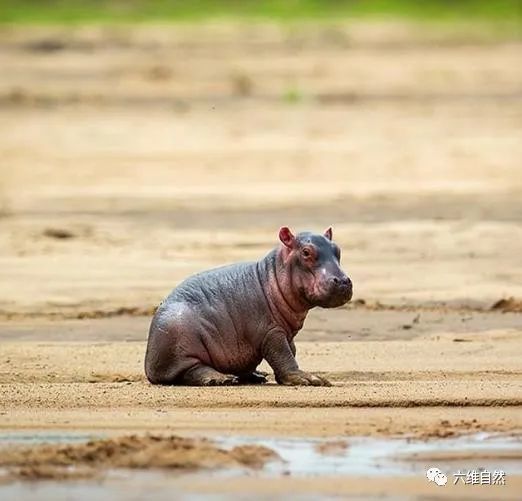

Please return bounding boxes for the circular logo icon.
[434,472,448,486]
[426,467,447,486]
[426,467,441,482]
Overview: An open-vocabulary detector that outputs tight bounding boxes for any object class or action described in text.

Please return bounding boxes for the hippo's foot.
[182,364,239,386]
[238,370,268,385]
[277,370,331,387]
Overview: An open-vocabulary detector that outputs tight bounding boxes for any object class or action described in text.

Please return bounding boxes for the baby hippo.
[145,227,352,386]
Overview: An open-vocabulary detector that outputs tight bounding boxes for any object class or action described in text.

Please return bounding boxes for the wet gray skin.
[145,227,352,386]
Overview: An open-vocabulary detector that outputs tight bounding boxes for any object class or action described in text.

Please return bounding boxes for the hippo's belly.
[202,330,263,375]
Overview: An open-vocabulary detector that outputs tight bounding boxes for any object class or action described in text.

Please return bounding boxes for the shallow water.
[217,433,522,477]
[0,432,99,446]
[0,432,520,501]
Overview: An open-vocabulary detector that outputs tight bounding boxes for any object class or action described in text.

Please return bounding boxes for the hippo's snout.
[332,275,353,302]
[331,275,352,292]
[318,275,352,308]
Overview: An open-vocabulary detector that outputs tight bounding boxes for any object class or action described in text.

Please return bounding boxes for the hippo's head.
[278,226,352,309]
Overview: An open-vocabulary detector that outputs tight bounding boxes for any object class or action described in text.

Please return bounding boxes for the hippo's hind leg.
[182,364,239,386]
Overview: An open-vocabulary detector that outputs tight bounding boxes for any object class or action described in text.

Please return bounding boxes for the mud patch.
[42,228,76,240]
[0,434,279,480]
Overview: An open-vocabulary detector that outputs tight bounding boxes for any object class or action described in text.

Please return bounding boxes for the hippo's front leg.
[262,330,331,386]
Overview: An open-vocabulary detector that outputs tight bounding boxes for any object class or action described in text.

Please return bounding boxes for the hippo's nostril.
[332,276,351,289]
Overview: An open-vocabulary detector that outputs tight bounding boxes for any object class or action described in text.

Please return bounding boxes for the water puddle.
[0,432,99,446]
[217,433,522,477]
[0,432,520,500]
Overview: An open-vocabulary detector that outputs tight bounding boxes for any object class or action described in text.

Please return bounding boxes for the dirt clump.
[0,434,279,480]
[491,297,522,313]
[229,444,279,467]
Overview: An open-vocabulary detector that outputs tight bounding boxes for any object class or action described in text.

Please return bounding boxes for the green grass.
[0,0,520,24]
[282,87,304,104]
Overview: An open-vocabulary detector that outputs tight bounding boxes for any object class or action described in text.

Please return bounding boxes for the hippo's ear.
[324,227,333,241]
[279,227,296,248]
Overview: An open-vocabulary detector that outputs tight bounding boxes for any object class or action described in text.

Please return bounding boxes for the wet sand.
[0,21,521,497]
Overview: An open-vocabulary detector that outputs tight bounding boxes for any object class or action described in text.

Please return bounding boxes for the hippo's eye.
[301,248,312,259]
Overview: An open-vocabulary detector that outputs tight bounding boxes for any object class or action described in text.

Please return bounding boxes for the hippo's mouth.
[310,286,352,309]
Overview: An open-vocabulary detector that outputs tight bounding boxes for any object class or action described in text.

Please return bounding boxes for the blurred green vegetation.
[0,0,520,24]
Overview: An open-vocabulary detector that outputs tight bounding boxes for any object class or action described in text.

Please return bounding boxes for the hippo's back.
[169,261,257,304]
[155,259,272,340]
